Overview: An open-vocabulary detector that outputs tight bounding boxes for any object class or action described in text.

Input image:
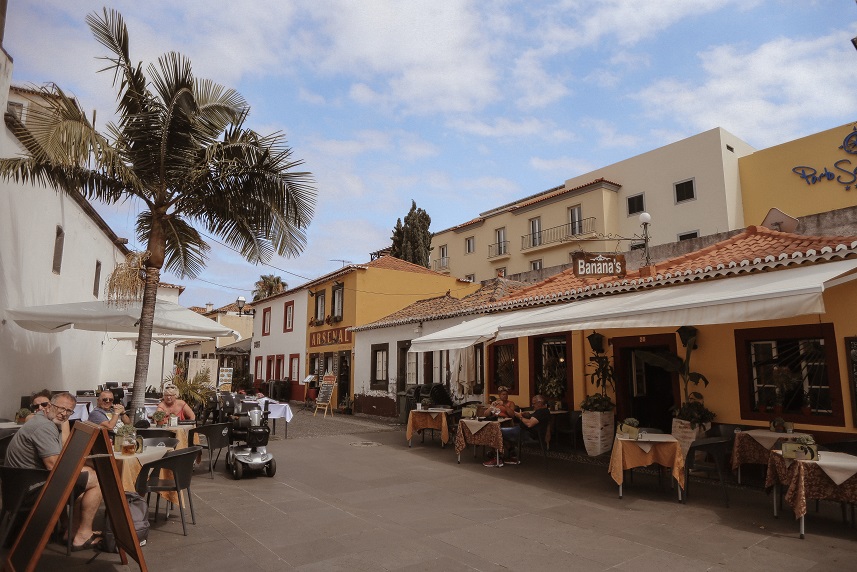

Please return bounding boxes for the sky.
[6,1,857,308]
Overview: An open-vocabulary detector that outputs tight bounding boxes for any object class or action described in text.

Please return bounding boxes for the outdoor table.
[406,409,451,447]
[732,429,811,483]
[70,402,90,420]
[765,450,857,538]
[261,399,293,437]
[454,418,504,464]
[113,446,170,493]
[608,434,685,500]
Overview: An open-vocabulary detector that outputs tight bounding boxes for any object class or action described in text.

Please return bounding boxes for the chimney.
[0,0,7,47]
[205,302,214,313]
[638,265,656,278]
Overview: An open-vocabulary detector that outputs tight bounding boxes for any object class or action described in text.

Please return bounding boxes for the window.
[496,267,506,278]
[314,290,326,322]
[407,351,417,385]
[474,343,485,388]
[735,324,843,425]
[262,307,272,336]
[530,259,542,271]
[568,205,583,235]
[52,225,64,274]
[7,101,23,121]
[255,356,263,382]
[283,301,294,332]
[674,179,695,203]
[93,260,102,298]
[534,336,567,398]
[495,227,507,255]
[438,244,449,269]
[678,231,699,241]
[464,236,475,254]
[192,351,199,359]
[627,194,644,216]
[489,340,517,392]
[370,343,389,390]
[332,283,344,321]
[464,274,475,282]
[529,217,542,247]
[726,144,735,153]
[310,354,320,375]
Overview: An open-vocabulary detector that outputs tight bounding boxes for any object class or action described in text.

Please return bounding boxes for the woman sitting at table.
[156,385,196,421]
[488,386,516,419]
[26,389,70,445]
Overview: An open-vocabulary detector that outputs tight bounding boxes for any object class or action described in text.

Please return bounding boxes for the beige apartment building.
[431,127,755,282]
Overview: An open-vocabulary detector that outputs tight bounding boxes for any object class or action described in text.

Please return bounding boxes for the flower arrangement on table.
[15,408,31,424]
[151,410,168,426]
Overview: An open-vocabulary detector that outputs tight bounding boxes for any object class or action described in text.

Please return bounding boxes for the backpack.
[102,491,150,553]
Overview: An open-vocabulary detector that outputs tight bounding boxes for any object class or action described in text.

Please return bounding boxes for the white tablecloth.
[266,403,293,422]
[619,433,678,454]
[70,402,90,420]
[746,429,810,450]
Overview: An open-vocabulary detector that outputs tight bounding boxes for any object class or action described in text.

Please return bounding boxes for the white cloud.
[581,118,642,149]
[447,117,552,139]
[530,156,595,176]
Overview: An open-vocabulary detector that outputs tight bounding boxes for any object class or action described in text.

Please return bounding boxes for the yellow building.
[740,121,857,226]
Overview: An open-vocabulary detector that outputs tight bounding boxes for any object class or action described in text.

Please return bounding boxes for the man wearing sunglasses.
[5,392,104,551]
[87,390,130,432]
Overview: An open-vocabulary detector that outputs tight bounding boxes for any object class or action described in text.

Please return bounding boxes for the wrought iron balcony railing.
[488,241,509,258]
[432,257,450,271]
[521,218,596,250]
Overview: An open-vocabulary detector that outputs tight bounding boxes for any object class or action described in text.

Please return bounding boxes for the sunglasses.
[100,398,114,403]
[31,402,50,410]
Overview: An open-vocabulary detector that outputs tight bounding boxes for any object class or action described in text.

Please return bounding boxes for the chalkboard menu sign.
[314,381,335,418]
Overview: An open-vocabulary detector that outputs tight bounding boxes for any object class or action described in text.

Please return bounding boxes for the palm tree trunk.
[131,266,161,410]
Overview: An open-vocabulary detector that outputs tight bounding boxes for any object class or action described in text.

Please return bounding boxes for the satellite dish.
[760,207,799,233]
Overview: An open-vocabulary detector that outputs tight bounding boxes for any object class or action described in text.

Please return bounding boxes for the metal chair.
[141,437,179,449]
[684,436,731,506]
[188,423,231,478]
[0,466,49,548]
[555,410,583,450]
[137,428,176,439]
[135,445,202,536]
[515,419,549,468]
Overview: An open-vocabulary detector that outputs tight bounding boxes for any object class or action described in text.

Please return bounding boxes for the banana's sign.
[571,253,626,278]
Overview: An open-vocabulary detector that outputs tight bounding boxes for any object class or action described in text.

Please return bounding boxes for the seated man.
[483,394,550,467]
[87,390,130,432]
[5,392,103,551]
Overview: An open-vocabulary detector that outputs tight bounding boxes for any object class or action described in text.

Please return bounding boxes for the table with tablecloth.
[69,402,91,421]
[454,419,504,463]
[765,449,857,537]
[732,429,811,483]
[406,409,450,447]
[609,434,685,500]
[113,447,170,493]
[260,399,293,437]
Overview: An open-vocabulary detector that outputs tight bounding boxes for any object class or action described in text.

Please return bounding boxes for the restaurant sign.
[791,127,857,191]
[572,253,625,278]
[309,326,352,347]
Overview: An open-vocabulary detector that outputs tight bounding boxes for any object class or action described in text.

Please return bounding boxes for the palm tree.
[252,274,287,301]
[0,9,316,411]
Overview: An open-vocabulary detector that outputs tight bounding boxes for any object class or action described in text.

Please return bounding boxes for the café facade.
[407,226,857,440]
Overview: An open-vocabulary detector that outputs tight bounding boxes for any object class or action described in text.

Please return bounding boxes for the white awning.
[408,307,548,353]
[7,299,238,339]
[494,259,857,340]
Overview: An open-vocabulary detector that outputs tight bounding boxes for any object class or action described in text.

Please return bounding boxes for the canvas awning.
[7,299,238,339]
[494,258,857,341]
[408,307,547,353]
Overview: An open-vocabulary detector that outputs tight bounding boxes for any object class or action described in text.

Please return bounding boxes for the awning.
[494,259,857,340]
[408,307,548,353]
[7,299,238,339]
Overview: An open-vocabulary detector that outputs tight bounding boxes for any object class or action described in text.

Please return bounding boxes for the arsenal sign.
[309,327,352,347]
[572,253,626,278]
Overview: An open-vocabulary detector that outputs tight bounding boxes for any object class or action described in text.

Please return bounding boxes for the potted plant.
[15,408,31,424]
[151,410,168,427]
[114,423,137,453]
[581,334,616,456]
[617,417,640,439]
[537,375,565,410]
[635,326,714,457]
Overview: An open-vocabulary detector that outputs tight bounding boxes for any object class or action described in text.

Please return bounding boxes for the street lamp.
[638,211,652,266]
[236,296,255,316]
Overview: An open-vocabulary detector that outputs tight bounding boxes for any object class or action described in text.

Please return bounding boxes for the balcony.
[521,218,596,250]
[488,241,510,259]
[432,257,450,272]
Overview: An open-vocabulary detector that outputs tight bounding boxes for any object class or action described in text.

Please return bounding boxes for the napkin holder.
[782,442,818,461]
[617,423,639,440]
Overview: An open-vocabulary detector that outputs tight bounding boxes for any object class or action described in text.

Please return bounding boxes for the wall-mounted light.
[638,211,652,266]
[587,331,606,354]
[308,289,315,297]
[676,325,698,348]
[235,296,256,316]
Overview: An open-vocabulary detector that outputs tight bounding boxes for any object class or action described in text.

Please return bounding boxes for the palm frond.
[136,212,209,278]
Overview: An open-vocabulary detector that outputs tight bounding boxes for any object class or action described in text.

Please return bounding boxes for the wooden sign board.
[218,367,233,390]
[571,252,626,278]
[314,381,336,418]
[6,421,146,571]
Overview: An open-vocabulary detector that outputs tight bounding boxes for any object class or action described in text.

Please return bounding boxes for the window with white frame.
[262,307,271,336]
[627,194,644,216]
[568,205,583,235]
[314,290,326,322]
[332,283,344,321]
[464,236,475,254]
[674,179,696,203]
[496,267,506,277]
[370,343,389,390]
[529,217,542,247]
[438,244,449,268]
[283,301,294,332]
[530,259,542,271]
[407,352,417,385]
[464,274,475,282]
[495,227,507,255]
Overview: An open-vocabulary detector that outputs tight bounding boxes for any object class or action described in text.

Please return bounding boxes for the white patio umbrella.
[109,333,218,387]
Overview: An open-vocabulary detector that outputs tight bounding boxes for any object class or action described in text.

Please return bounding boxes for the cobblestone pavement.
[278,407,402,440]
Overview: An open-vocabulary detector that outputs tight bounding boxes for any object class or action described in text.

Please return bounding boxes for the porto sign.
[791,128,857,191]
[572,253,625,278]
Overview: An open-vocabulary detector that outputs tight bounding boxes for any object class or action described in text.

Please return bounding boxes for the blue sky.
[6,1,857,308]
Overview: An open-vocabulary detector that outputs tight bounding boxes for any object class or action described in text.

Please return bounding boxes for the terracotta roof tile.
[365,255,453,277]
[493,226,857,309]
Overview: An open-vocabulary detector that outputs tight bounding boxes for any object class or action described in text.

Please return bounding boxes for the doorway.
[337,352,350,405]
[612,334,679,433]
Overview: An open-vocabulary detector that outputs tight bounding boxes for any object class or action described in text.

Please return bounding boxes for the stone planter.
[582,410,614,456]
[671,418,707,459]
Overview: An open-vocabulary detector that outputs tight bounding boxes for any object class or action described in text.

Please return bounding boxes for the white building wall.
[250,290,309,384]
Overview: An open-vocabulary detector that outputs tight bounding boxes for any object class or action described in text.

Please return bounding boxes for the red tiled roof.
[188,306,207,314]
[205,302,252,315]
[365,255,451,277]
[492,226,857,309]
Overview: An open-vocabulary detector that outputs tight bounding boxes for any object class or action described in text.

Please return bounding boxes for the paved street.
[8,410,856,571]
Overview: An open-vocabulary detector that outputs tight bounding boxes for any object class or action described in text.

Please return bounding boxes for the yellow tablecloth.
[608,435,685,489]
[113,447,169,493]
[406,410,449,445]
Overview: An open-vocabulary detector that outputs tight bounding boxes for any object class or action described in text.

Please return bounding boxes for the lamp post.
[236,296,255,316]
[639,212,652,266]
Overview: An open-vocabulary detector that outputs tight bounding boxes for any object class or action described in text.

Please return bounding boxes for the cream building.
[431,127,755,282]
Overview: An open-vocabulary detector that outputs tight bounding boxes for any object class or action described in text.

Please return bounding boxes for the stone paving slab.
[3,410,856,571]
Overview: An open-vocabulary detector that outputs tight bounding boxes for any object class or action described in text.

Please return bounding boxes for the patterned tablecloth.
[732,430,811,470]
[766,450,857,520]
[608,434,686,489]
[454,419,504,455]
[406,410,449,445]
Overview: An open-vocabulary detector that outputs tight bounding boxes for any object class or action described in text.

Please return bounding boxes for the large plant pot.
[582,410,614,456]
[671,418,707,459]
